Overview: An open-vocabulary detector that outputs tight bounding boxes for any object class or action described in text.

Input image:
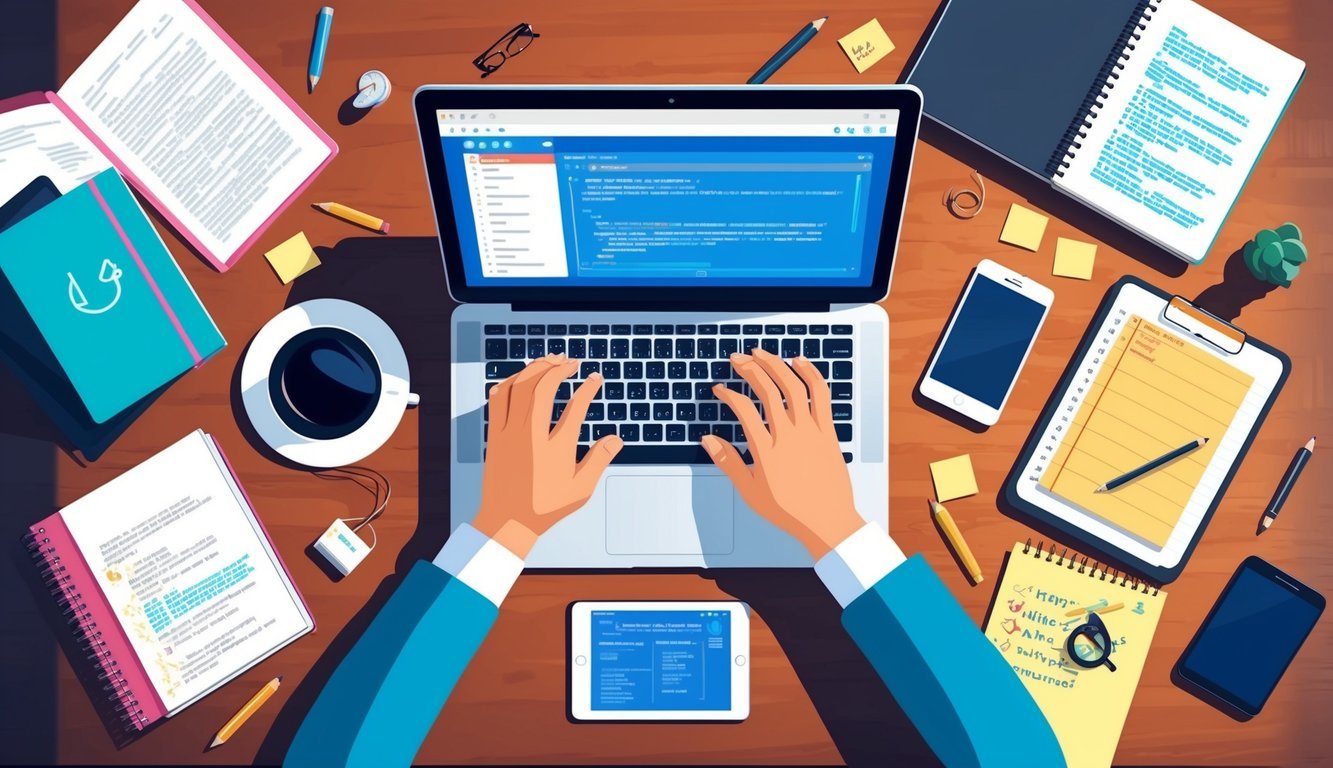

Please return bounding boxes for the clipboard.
[1002,276,1290,584]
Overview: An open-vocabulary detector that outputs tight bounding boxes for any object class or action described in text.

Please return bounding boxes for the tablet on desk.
[569,601,749,722]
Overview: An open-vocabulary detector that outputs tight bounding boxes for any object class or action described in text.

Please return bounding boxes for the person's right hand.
[701,349,865,559]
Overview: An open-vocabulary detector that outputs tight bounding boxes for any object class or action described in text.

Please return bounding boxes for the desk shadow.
[254,236,458,764]
[917,121,1188,279]
[1191,245,1279,323]
[706,570,942,767]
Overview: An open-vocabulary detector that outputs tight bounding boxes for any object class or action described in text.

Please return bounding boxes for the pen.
[930,499,983,584]
[747,16,827,85]
[1094,437,1208,493]
[1260,436,1314,533]
[210,676,282,748]
[313,202,391,234]
[308,7,334,93]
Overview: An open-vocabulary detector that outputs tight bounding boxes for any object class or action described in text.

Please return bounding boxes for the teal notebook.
[0,170,225,423]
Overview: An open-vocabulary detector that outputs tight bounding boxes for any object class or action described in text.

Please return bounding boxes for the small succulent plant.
[1242,222,1307,287]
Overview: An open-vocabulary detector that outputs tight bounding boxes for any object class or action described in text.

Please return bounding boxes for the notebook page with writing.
[985,542,1166,768]
[55,0,333,268]
[59,430,310,713]
[0,99,110,201]
[1053,0,1304,263]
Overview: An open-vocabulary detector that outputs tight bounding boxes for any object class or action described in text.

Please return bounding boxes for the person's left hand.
[472,355,623,558]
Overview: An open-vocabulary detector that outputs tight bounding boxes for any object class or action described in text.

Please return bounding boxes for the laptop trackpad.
[605,476,735,555]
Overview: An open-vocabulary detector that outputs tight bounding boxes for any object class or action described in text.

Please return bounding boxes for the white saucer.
[240,299,415,468]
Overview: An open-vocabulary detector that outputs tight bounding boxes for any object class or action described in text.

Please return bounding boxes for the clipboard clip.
[1162,296,1247,355]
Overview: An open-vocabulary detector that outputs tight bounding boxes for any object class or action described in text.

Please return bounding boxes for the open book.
[25,431,312,732]
[908,0,1304,264]
[0,0,335,270]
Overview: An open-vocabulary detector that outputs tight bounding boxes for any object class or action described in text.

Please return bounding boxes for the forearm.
[285,525,522,767]
[820,526,1064,768]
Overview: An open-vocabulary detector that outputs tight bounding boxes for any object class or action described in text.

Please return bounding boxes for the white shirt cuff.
[431,523,524,606]
[814,522,907,608]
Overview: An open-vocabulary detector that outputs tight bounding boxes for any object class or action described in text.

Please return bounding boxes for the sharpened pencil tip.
[1261,516,1273,530]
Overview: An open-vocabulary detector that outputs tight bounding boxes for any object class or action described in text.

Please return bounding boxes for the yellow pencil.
[210,676,282,748]
[930,499,983,583]
[1064,602,1124,618]
[313,202,391,234]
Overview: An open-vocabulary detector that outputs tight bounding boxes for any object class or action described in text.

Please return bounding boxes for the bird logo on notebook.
[67,258,123,315]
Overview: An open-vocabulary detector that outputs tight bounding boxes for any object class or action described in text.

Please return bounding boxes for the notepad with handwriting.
[986,541,1166,768]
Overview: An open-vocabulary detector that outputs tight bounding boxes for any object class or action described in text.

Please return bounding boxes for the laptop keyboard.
[482,323,855,464]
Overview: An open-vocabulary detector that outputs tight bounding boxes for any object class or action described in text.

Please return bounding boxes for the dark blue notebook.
[906,0,1305,264]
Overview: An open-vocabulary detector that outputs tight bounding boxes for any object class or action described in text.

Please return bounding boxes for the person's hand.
[702,350,864,559]
[472,355,623,558]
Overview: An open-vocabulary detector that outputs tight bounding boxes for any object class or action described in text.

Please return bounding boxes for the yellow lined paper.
[1039,316,1253,545]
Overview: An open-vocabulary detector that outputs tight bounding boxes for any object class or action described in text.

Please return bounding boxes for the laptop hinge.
[510,301,832,313]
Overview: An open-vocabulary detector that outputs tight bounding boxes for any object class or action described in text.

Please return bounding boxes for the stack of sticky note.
[930,454,978,501]
[999,203,1098,280]
[838,18,895,74]
[265,231,321,284]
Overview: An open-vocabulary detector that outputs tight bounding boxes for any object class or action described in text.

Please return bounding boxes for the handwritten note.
[838,18,894,74]
[985,543,1167,767]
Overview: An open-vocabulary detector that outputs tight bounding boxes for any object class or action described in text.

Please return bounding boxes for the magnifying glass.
[1065,612,1117,672]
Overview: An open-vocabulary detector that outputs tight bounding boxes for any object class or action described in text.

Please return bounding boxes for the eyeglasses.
[473,23,540,79]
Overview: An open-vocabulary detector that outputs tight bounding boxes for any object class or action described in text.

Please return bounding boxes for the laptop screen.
[434,109,901,287]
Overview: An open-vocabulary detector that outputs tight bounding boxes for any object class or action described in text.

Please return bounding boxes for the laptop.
[413,85,921,567]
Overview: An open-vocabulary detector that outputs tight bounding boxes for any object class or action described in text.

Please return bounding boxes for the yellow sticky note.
[1053,237,1097,280]
[999,203,1049,251]
[265,231,321,284]
[931,454,979,502]
[838,18,895,74]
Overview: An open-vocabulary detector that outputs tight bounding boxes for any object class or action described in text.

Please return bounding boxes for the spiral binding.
[23,530,148,731]
[1047,0,1162,178]
[1022,538,1161,596]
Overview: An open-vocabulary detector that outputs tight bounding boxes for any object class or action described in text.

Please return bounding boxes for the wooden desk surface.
[11,0,1332,763]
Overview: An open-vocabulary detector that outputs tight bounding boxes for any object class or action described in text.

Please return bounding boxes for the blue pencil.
[747,16,827,85]
[1094,437,1208,492]
[308,6,334,93]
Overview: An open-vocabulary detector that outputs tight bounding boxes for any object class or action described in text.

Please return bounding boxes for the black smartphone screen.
[1178,558,1324,715]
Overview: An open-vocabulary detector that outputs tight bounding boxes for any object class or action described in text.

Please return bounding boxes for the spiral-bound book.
[984,541,1167,768]
[907,0,1304,264]
[24,431,312,733]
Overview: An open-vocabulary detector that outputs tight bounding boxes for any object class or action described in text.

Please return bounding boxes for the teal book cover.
[0,169,225,423]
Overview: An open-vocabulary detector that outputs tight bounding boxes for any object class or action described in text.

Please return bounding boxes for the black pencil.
[1094,437,1208,493]
[1260,436,1315,533]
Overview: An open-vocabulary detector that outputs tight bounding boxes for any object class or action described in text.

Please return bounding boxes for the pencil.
[1065,602,1124,618]
[313,202,391,234]
[930,499,983,583]
[747,16,827,84]
[1260,436,1315,533]
[1094,437,1208,492]
[308,7,334,92]
[210,676,282,748]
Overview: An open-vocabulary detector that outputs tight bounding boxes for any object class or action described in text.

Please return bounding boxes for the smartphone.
[1174,557,1324,718]
[918,259,1053,425]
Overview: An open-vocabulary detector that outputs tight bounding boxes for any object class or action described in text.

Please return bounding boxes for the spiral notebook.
[24,431,312,732]
[985,541,1166,768]
[907,0,1305,264]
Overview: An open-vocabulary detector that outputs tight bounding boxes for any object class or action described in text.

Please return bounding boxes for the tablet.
[569,601,749,722]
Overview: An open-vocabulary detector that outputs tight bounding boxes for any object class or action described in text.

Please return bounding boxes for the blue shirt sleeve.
[841,555,1066,768]
[285,561,498,767]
